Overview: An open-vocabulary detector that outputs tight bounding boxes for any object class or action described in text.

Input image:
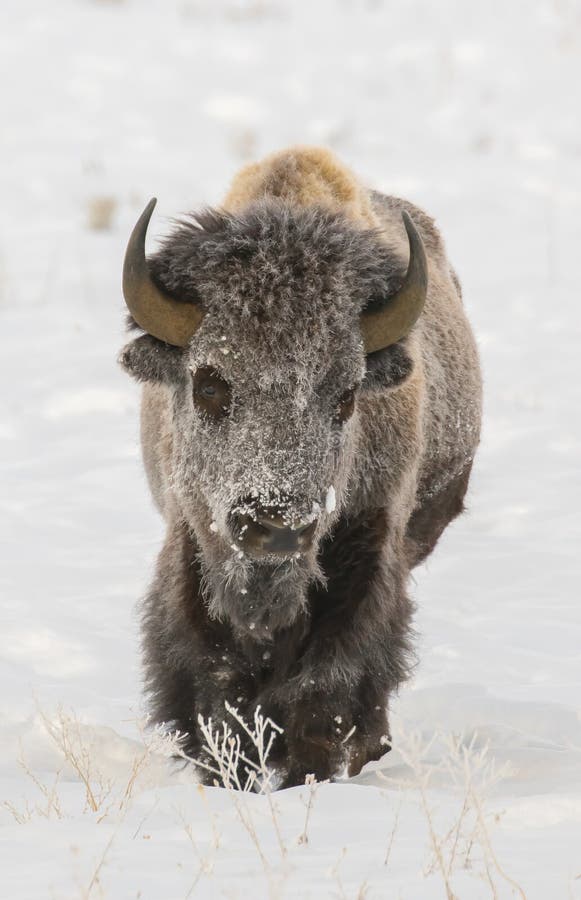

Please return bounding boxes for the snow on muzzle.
[228,492,321,558]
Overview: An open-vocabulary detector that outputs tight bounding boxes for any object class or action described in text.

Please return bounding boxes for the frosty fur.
[119,147,482,787]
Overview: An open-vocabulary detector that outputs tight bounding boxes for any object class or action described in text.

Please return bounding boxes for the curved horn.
[360,210,428,354]
[122,198,204,347]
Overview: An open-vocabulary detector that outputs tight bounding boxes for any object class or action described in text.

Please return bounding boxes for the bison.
[119,147,482,787]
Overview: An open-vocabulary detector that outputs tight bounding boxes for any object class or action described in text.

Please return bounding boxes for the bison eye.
[334,387,356,425]
[192,367,231,420]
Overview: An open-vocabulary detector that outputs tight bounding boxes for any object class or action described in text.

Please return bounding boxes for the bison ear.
[118,334,186,385]
[362,341,414,392]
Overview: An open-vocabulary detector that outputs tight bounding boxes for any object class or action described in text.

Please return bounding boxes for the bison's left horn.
[360,210,428,354]
[122,198,205,347]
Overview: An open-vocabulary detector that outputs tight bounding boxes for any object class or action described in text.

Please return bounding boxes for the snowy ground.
[1,0,580,897]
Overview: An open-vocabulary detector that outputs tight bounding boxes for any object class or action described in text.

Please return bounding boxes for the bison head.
[120,199,426,637]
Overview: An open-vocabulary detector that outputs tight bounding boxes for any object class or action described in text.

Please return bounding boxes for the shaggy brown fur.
[223,146,379,227]
[120,146,482,788]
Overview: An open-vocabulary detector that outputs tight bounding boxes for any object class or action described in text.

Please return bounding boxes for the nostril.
[294,520,317,544]
[230,503,318,556]
[232,513,269,538]
[253,520,272,536]
[297,519,317,550]
[296,519,317,535]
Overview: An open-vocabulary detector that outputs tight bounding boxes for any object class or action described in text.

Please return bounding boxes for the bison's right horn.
[122,198,205,347]
[360,210,428,354]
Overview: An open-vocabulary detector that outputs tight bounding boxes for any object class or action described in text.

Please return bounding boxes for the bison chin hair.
[200,550,326,640]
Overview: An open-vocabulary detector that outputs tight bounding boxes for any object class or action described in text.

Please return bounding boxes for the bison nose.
[231,508,318,557]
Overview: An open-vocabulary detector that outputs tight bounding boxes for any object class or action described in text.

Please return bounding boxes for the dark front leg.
[145,613,263,782]
[142,522,269,781]
[346,675,393,777]
[277,678,391,788]
[267,508,414,787]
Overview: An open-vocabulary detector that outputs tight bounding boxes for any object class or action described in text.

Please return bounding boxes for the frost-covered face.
[122,202,407,636]
[177,306,364,558]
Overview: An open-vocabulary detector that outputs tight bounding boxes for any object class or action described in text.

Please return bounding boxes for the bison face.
[179,324,365,561]
[166,288,366,638]
[120,200,425,636]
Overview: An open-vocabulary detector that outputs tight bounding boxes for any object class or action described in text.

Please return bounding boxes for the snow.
[325,485,337,514]
[1,0,580,897]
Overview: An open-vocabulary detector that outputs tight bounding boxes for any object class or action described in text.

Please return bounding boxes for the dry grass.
[383,791,403,867]
[3,742,63,823]
[382,728,528,899]
[168,704,289,896]
[86,195,117,231]
[3,703,535,898]
[3,706,160,826]
[229,126,259,161]
[40,707,114,815]
[224,0,282,21]
[179,0,283,22]
[80,832,116,900]
[297,772,318,845]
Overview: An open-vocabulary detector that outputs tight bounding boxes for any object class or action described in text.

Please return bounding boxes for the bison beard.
[142,507,420,786]
[120,147,482,788]
[140,486,471,787]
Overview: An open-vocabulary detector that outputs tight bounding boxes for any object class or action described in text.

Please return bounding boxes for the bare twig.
[38,706,113,814]
[297,773,318,845]
[396,732,457,900]
[2,798,33,825]
[82,832,115,899]
[167,704,287,891]
[384,791,403,867]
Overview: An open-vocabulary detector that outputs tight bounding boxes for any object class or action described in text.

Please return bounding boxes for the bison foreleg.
[267,508,414,786]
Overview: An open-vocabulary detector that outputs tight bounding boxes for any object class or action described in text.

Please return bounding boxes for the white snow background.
[1,0,580,897]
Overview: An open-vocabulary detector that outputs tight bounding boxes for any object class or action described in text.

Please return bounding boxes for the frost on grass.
[381,727,527,900]
[2,702,535,899]
[171,702,284,794]
[2,706,170,824]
